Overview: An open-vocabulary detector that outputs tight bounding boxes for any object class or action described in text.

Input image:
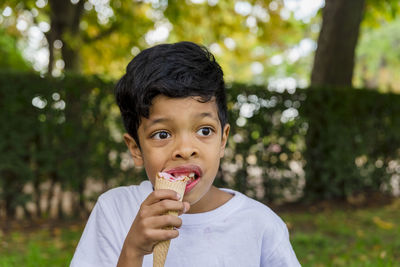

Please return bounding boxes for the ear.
[123,133,143,166]
[219,124,230,158]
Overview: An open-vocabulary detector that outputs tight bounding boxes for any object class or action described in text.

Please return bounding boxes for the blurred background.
[1,0,399,266]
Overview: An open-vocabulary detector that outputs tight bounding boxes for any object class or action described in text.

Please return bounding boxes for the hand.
[117,189,190,266]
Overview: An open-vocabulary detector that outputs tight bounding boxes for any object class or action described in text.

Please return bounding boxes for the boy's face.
[124,95,230,212]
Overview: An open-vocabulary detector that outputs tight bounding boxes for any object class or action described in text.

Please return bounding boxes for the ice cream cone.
[153,173,189,267]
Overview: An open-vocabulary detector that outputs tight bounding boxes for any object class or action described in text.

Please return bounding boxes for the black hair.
[115,41,228,147]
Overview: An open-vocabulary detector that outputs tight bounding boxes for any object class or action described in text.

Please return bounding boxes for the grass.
[1,199,399,266]
[281,198,400,266]
[0,221,82,267]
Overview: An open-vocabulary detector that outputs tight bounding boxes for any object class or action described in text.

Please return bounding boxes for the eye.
[197,127,213,136]
[152,131,171,140]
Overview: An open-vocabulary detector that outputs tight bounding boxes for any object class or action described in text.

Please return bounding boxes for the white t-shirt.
[70,181,300,267]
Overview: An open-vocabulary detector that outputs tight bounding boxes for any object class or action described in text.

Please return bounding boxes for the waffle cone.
[153,174,188,267]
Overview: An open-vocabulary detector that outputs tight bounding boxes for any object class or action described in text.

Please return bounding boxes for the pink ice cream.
[157,172,191,182]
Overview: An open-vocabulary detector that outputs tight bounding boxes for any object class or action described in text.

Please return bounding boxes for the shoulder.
[97,180,153,210]
[71,182,153,267]
[224,189,287,230]
[226,190,300,264]
[223,189,290,246]
[85,180,153,235]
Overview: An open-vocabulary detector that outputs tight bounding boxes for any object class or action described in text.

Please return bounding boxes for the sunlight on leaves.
[372,216,394,230]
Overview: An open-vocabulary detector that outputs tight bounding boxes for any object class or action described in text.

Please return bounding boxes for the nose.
[172,134,198,160]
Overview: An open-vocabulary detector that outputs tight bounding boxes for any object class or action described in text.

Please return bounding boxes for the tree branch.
[83,22,120,43]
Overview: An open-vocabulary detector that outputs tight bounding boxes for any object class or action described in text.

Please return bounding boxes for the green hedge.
[223,84,306,202]
[0,71,138,218]
[1,71,399,218]
[302,87,400,200]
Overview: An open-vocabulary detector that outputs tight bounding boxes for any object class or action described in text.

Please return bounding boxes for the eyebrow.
[145,118,171,130]
[196,112,219,121]
[145,112,218,129]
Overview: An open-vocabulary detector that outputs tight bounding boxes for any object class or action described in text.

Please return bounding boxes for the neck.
[186,186,233,214]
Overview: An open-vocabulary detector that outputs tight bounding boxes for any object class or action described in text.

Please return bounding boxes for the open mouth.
[164,165,202,193]
[169,172,199,181]
[165,165,201,179]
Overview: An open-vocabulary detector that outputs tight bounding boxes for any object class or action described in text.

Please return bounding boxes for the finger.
[151,199,186,216]
[138,201,186,223]
[142,189,180,206]
[146,214,183,230]
[140,199,185,218]
[150,228,180,243]
[178,201,190,216]
[140,228,179,246]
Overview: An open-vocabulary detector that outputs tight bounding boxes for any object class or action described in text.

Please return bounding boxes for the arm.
[261,223,301,267]
[117,189,190,267]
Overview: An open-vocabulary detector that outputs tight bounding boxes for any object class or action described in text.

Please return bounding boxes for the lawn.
[0,220,82,267]
[1,199,399,266]
[281,199,400,266]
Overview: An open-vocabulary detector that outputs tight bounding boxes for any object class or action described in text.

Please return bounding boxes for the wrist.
[117,245,144,267]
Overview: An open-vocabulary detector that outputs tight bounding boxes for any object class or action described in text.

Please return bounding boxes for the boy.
[71,41,300,266]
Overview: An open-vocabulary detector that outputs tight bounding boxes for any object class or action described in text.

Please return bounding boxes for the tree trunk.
[311,0,366,87]
[45,31,55,74]
[45,176,57,217]
[45,0,85,73]
[3,170,19,219]
[33,178,41,218]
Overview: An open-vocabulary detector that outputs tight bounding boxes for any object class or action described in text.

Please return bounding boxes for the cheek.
[142,149,166,181]
[145,168,157,186]
[207,150,222,170]
[142,157,157,181]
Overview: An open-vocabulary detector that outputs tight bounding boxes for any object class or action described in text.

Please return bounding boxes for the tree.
[354,18,400,92]
[310,0,366,87]
[0,28,31,70]
[1,0,154,74]
[1,0,305,80]
[164,0,306,84]
[305,0,400,202]
[310,0,399,88]
[45,0,84,73]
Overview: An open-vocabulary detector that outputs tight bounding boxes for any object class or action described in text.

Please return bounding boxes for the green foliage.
[364,0,400,27]
[1,1,307,82]
[1,0,155,75]
[302,87,400,200]
[222,83,307,202]
[355,17,400,92]
[0,72,307,217]
[0,71,137,217]
[2,72,400,217]
[0,29,30,71]
[164,0,309,84]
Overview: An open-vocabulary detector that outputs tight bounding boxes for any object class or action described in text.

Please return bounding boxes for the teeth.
[189,173,196,179]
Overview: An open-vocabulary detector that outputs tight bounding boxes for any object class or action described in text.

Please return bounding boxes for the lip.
[163,164,203,194]
[163,164,203,179]
[184,178,200,194]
